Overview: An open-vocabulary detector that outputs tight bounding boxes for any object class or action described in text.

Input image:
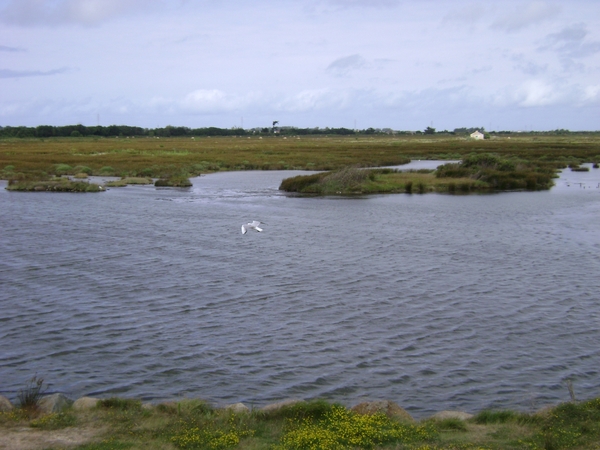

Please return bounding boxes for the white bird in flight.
[241,221,265,234]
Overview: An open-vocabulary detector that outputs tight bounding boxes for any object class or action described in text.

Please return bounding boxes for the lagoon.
[1,162,599,418]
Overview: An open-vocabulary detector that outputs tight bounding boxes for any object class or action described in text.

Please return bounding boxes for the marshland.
[1,131,600,449]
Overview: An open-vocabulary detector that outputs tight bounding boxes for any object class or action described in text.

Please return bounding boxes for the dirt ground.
[0,425,102,450]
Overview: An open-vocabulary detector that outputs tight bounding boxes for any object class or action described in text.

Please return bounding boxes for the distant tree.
[424,126,436,135]
[35,125,54,138]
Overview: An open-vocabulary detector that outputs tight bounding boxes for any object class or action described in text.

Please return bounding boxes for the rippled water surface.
[1,163,600,417]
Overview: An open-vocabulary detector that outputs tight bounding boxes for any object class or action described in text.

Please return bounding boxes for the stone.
[351,400,414,422]
[73,397,99,410]
[430,410,473,421]
[38,393,73,414]
[0,395,13,412]
[260,399,304,413]
[225,403,250,414]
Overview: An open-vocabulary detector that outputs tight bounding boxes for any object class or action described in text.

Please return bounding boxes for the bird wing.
[241,225,247,234]
[255,226,263,232]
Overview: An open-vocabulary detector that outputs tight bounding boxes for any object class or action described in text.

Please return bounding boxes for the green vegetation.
[2,133,598,180]
[6,176,104,192]
[279,153,554,194]
[279,166,486,194]
[155,175,193,187]
[106,177,154,187]
[3,396,600,449]
[2,134,599,194]
[17,376,46,413]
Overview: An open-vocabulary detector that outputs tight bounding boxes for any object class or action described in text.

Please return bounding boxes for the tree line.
[0,124,364,138]
[0,124,588,139]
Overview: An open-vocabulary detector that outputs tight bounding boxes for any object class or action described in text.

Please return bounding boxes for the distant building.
[470,130,485,140]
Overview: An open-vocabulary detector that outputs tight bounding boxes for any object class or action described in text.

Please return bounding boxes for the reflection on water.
[1,163,599,417]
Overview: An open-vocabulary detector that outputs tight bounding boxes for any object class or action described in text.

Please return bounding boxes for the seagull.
[241,221,265,234]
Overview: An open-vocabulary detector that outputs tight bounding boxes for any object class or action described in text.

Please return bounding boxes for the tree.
[424,126,436,135]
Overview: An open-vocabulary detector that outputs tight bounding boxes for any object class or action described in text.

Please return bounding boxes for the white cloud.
[0,0,157,27]
[517,80,562,106]
[179,89,262,114]
[491,1,560,32]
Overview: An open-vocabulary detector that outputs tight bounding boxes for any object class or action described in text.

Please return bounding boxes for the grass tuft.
[17,375,47,412]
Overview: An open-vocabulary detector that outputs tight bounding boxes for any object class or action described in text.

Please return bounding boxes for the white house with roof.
[470,130,485,140]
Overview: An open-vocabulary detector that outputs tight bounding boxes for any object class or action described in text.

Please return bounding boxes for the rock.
[73,397,99,410]
[225,403,250,414]
[351,400,414,422]
[38,394,72,414]
[430,410,473,421]
[0,395,13,412]
[260,399,304,413]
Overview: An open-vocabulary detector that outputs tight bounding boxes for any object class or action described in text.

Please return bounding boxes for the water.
[1,163,600,418]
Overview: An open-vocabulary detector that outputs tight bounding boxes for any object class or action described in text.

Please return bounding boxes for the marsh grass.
[6,177,103,192]
[3,134,599,180]
[155,175,192,187]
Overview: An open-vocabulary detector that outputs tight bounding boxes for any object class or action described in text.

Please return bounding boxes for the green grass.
[3,397,600,449]
[2,134,599,180]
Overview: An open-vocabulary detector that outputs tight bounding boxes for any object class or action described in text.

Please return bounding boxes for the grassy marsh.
[2,134,599,182]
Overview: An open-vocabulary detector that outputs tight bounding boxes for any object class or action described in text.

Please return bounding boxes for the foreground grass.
[2,398,600,449]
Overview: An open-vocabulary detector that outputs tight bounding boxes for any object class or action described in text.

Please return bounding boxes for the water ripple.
[1,168,600,417]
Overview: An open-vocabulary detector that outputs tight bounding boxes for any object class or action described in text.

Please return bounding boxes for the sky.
[1,0,599,131]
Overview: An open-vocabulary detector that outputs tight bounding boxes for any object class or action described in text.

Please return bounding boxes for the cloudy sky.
[1,0,599,131]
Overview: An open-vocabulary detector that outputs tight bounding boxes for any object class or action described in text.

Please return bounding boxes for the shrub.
[99,166,115,175]
[53,164,73,175]
[72,165,93,175]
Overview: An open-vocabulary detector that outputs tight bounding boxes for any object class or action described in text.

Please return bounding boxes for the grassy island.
[279,153,557,195]
[5,177,104,192]
[2,395,600,449]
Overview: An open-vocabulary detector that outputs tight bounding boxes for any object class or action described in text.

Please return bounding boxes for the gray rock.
[0,395,13,412]
[351,400,414,422]
[38,393,73,414]
[73,397,99,410]
[260,399,304,413]
[430,410,473,421]
[225,403,250,414]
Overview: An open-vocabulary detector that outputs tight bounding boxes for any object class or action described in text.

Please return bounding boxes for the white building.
[470,130,485,140]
